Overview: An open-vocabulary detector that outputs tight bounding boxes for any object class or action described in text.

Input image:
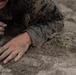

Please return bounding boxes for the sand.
[0,0,76,75]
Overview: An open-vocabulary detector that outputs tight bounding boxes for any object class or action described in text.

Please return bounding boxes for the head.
[0,0,9,9]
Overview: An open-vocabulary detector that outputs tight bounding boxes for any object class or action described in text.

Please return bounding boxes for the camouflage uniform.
[0,0,64,47]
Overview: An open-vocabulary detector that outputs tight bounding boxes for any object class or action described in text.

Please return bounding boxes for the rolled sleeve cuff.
[26,28,46,48]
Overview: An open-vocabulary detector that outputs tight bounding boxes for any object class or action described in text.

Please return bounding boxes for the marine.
[0,0,64,63]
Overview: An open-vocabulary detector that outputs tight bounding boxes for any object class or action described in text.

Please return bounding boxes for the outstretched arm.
[26,0,64,47]
[0,0,64,63]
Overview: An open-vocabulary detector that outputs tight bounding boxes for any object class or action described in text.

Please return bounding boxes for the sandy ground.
[0,0,76,75]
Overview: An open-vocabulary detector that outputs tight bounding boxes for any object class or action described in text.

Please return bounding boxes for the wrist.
[22,32,32,45]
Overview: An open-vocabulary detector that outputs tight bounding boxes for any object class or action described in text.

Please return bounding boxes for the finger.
[3,51,18,63]
[0,49,12,61]
[15,51,25,62]
[14,46,29,62]
[0,27,5,31]
[0,22,7,27]
[0,32,4,35]
[0,45,10,54]
[3,24,7,27]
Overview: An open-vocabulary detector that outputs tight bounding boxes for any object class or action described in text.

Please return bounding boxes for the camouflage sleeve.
[26,0,64,47]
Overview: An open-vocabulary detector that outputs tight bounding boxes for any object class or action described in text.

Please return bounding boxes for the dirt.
[0,0,76,75]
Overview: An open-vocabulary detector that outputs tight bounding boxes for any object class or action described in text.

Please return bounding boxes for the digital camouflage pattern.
[0,0,64,47]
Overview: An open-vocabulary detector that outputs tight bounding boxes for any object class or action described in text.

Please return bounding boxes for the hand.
[0,22,7,35]
[0,32,31,63]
